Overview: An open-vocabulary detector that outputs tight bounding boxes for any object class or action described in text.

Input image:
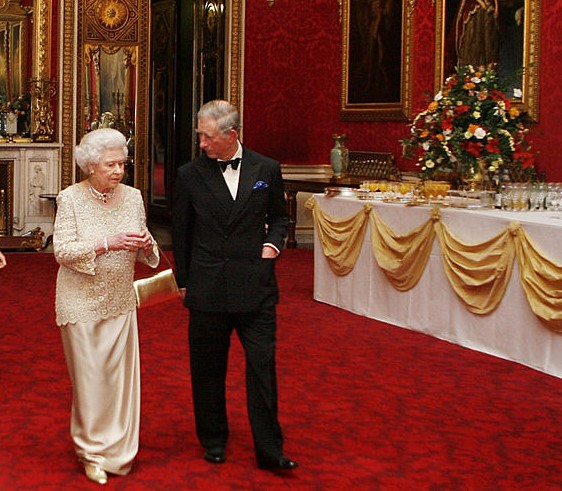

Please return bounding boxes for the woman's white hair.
[75,128,128,173]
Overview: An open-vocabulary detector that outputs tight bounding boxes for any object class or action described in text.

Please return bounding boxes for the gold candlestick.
[29,78,57,142]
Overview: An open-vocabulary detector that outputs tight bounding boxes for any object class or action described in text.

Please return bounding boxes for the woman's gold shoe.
[84,463,108,485]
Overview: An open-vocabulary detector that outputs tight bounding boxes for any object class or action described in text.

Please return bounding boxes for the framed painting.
[434,0,541,121]
[340,0,414,121]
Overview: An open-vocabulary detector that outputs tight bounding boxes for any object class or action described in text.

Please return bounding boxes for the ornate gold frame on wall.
[340,0,413,122]
[434,0,541,121]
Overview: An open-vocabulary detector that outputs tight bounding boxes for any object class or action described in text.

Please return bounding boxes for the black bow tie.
[218,158,241,172]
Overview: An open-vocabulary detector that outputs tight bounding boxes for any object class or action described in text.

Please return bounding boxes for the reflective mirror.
[0,1,31,100]
[83,45,136,135]
[82,44,137,183]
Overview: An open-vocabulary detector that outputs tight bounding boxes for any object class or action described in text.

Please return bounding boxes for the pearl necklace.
[88,185,116,204]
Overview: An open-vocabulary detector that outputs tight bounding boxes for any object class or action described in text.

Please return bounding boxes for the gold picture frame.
[434,0,541,121]
[340,0,414,122]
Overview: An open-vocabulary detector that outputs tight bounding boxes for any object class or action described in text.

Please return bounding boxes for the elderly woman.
[53,128,159,485]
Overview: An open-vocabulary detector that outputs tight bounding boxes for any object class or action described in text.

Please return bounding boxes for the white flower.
[422,141,431,151]
[425,160,435,169]
[434,92,443,101]
[473,111,481,119]
[513,88,522,98]
[471,76,482,84]
[474,127,487,139]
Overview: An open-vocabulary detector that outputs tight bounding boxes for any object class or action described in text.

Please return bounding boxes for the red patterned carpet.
[1,249,562,490]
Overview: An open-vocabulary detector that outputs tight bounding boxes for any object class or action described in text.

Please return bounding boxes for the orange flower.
[509,107,520,118]
[427,101,439,112]
[463,82,476,90]
[468,124,480,134]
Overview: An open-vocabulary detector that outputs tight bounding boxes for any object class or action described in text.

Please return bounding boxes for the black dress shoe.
[257,455,299,471]
[204,447,226,464]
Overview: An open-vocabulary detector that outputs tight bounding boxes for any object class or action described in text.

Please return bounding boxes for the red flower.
[514,146,535,169]
[490,89,506,101]
[462,141,483,157]
[454,105,470,115]
[441,117,453,132]
[485,138,501,154]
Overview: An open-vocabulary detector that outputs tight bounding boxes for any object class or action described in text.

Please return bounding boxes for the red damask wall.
[243,0,562,180]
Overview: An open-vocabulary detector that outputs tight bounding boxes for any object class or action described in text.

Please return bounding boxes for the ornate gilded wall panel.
[75,0,150,198]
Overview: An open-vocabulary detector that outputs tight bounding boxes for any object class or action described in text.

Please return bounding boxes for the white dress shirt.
[218,142,243,199]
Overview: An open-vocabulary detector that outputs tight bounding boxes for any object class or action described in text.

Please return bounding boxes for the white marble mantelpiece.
[0,142,62,239]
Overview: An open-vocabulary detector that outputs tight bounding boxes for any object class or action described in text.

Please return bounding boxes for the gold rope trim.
[310,197,562,332]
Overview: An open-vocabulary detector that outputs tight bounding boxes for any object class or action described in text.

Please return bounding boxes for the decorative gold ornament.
[29,78,57,143]
[96,0,128,30]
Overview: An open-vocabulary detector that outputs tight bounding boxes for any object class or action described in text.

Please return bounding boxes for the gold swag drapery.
[306,197,562,332]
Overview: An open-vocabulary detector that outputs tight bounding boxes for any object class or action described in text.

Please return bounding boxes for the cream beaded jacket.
[53,183,159,326]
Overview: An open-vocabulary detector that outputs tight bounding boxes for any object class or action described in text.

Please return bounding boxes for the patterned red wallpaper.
[243,0,562,180]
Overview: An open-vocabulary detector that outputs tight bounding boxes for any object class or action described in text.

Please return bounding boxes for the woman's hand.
[137,230,156,255]
[107,232,153,252]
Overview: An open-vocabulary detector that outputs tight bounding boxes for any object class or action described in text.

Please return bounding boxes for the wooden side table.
[282,177,363,248]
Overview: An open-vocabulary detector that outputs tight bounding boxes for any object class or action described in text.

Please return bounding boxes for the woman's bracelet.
[103,237,109,253]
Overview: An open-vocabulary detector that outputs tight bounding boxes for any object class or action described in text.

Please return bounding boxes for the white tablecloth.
[313,195,562,378]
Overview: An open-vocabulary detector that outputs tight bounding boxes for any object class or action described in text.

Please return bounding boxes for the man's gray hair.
[75,128,128,173]
[198,100,240,134]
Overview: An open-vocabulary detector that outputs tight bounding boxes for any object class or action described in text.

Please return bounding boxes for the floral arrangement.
[0,93,31,117]
[0,94,31,136]
[401,64,535,180]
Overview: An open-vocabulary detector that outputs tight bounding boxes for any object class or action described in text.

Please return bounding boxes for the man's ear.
[227,128,238,142]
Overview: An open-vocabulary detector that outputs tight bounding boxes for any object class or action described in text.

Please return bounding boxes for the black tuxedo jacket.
[172,147,288,312]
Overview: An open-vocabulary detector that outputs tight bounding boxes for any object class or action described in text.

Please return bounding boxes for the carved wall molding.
[226,0,244,129]
[34,0,51,79]
[61,0,76,189]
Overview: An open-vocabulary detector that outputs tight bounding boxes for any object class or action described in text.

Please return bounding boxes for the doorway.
[148,0,232,226]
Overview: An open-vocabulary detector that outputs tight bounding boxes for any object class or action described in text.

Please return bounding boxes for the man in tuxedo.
[172,100,298,472]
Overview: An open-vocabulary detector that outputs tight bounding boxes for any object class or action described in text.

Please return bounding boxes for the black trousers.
[188,307,284,459]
